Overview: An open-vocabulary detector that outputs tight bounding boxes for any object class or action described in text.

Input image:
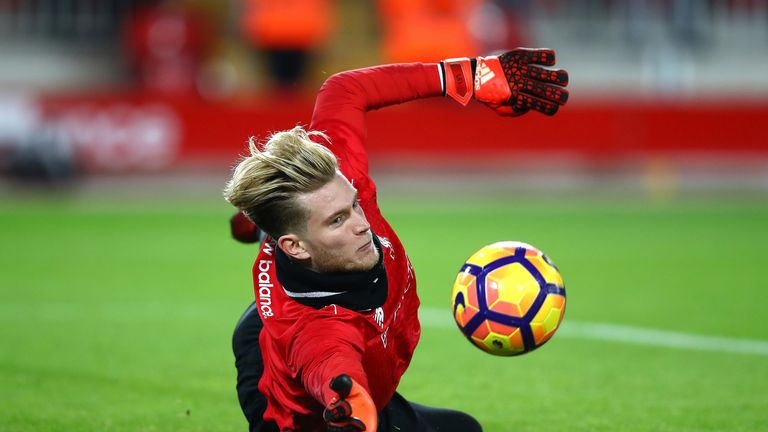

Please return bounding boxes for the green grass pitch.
[1,195,767,431]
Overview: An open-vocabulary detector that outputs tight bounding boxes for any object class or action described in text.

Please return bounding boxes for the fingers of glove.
[521,79,569,105]
[324,400,353,423]
[327,418,367,432]
[325,374,377,430]
[330,374,353,399]
[489,103,527,117]
[506,48,556,66]
[516,93,560,116]
[524,65,569,86]
[511,95,532,115]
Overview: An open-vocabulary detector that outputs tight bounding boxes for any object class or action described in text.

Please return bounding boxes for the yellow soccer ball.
[451,241,566,356]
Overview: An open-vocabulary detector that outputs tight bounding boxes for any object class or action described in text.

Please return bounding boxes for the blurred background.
[1,2,768,431]
[0,0,766,193]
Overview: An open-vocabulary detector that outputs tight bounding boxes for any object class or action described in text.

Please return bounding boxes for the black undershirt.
[274,234,388,311]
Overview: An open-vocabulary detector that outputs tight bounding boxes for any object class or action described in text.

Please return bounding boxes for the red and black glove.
[230,211,262,244]
[442,48,569,116]
[323,374,377,432]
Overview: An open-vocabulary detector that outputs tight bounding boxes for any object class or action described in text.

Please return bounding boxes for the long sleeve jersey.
[251,63,443,431]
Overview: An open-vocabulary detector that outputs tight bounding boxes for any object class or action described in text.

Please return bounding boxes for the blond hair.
[223,126,338,238]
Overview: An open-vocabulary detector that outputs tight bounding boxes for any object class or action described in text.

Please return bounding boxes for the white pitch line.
[419,307,768,357]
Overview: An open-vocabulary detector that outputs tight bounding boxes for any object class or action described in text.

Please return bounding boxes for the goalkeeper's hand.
[230,211,262,243]
[323,374,377,431]
[442,48,569,116]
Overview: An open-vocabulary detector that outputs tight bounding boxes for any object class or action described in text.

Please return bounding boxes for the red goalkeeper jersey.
[251,63,443,431]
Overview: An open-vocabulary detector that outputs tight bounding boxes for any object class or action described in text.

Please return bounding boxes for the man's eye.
[332,216,343,225]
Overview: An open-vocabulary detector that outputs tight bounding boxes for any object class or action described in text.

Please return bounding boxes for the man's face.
[295,173,380,272]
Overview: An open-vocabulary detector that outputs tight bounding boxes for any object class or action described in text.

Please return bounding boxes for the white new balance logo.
[378,235,395,261]
[374,307,384,327]
[475,60,495,90]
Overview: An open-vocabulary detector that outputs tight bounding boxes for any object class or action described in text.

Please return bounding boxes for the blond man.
[226,50,568,431]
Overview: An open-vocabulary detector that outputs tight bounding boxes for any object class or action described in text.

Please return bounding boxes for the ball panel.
[465,245,514,267]
[485,263,539,317]
[530,294,566,345]
[488,241,540,254]
[470,320,491,341]
[528,254,564,287]
[524,248,542,259]
[480,322,525,356]
[470,339,493,354]
[452,273,481,327]
[453,302,481,329]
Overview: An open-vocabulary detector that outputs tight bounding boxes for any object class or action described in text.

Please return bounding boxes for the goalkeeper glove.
[442,48,569,116]
[230,211,262,244]
[323,374,377,432]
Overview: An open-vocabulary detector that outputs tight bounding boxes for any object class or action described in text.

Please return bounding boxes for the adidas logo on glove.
[475,60,496,89]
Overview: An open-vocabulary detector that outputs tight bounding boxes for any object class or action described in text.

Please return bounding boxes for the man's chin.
[364,247,381,269]
[348,258,378,273]
[314,247,379,273]
[346,252,380,273]
[315,259,374,273]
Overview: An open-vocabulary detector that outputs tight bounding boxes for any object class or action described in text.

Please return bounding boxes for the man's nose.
[352,210,370,234]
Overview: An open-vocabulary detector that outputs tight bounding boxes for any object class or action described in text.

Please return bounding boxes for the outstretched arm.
[231,51,568,242]
[443,48,569,116]
[309,62,443,195]
[309,51,569,192]
[288,314,377,430]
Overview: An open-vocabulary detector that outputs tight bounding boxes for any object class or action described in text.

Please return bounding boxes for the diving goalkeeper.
[225,49,569,431]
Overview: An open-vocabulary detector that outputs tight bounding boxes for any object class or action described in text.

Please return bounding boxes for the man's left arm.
[310,62,444,199]
[310,50,569,185]
[442,48,569,116]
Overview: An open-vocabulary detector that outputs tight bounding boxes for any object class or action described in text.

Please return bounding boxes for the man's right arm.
[287,313,377,430]
[287,313,370,406]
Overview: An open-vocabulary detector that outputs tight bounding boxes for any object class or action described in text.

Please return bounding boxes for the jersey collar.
[275,234,388,311]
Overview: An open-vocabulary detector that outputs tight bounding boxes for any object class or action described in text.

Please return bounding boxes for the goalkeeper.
[226,49,569,431]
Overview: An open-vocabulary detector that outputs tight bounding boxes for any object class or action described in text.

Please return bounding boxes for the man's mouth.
[358,239,372,251]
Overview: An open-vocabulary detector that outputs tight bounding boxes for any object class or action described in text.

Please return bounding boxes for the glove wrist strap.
[440,58,476,106]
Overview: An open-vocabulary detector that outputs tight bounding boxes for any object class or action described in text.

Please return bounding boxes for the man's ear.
[277,234,311,260]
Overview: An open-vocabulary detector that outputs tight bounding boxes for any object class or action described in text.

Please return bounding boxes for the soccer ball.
[451,241,566,356]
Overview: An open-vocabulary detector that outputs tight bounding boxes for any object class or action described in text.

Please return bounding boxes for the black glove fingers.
[522,79,569,105]
[525,65,569,86]
[498,53,524,84]
[330,374,353,398]
[324,400,353,422]
[510,96,530,115]
[519,94,559,116]
[523,48,556,66]
[327,424,362,432]
[327,418,366,432]
[503,48,555,65]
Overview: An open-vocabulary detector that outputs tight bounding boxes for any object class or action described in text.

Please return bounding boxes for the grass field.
[1,194,767,431]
